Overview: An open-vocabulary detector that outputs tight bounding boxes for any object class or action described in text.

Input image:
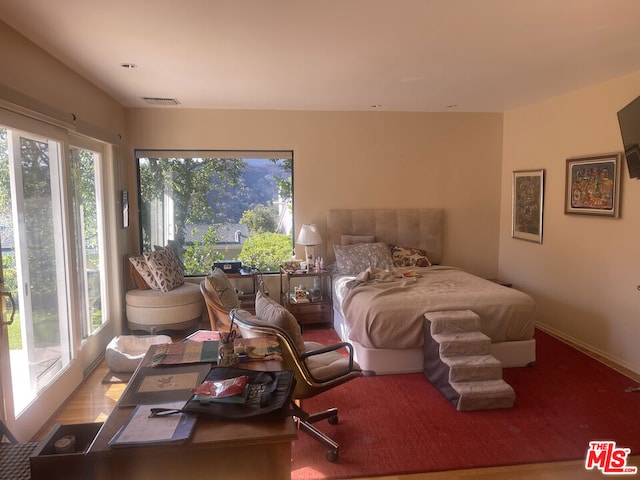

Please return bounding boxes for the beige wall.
[501,71,640,374]
[0,21,125,137]
[126,109,504,277]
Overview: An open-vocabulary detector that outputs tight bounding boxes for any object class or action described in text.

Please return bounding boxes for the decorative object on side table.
[296,224,322,272]
[512,169,545,244]
[280,267,333,326]
[564,152,621,217]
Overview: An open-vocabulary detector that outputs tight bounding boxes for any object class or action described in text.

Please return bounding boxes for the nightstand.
[226,271,259,312]
[280,267,333,326]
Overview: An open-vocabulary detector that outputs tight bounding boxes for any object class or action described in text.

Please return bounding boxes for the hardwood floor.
[35,358,629,480]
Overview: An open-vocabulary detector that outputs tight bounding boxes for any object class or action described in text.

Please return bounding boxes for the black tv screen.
[617,94,640,179]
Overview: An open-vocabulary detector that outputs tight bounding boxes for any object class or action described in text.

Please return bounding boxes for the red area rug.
[291,328,640,479]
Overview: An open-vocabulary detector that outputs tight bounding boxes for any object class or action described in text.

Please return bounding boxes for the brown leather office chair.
[231,293,362,462]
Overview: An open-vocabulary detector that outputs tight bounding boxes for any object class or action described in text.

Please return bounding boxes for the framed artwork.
[564,153,621,217]
[512,169,545,243]
[118,363,211,407]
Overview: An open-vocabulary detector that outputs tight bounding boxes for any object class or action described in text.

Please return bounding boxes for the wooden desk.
[88,346,297,480]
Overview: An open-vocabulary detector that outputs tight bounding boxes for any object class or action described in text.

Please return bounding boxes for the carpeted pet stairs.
[423,310,515,411]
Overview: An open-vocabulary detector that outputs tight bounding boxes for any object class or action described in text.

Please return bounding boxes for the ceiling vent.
[141,97,181,106]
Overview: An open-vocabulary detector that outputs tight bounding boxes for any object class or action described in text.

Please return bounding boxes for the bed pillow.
[390,245,432,268]
[128,255,160,290]
[144,245,185,292]
[254,291,306,354]
[205,268,239,309]
[333,242,394,275]
[341,234,375,246]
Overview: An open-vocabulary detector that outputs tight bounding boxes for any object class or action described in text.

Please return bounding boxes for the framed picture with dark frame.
[564,153,621,217]
[512,169,545,243]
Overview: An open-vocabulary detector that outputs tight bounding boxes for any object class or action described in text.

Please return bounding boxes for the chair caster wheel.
[328,414,339,425]
[327,448,339,463]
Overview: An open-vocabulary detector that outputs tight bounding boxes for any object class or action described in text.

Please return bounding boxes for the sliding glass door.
[0,117,115,441]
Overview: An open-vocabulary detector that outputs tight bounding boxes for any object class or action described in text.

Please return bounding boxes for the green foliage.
[70,148,99,251]
[239,232,292,271]
[271,158,292,201]
[240,204,278,234]
[2,252,17,293]
[138,157,246,250]
[7,312,22,350]
[0,129,10,222]
[183,225,224,275]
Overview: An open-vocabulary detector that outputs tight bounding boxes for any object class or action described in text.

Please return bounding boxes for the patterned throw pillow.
[255,291,306,354]
[390,245,432,268]
[333,242,394,275]
[144,245,185,292]
[205,268,239,309]
[128,255,160,290]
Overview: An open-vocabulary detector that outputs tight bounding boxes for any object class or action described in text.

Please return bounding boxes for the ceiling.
[2,0,640,112]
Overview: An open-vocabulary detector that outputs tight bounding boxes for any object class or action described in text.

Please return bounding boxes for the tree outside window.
[136,151,293,274]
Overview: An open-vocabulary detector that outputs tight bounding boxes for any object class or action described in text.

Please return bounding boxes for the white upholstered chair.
[124,255,203,334]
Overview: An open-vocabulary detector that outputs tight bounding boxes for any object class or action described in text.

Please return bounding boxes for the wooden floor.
[35,358,630,480]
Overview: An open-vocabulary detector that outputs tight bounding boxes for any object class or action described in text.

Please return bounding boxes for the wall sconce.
[296,224,322,271]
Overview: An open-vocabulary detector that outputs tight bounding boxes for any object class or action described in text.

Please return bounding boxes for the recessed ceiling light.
[120,63,138,69]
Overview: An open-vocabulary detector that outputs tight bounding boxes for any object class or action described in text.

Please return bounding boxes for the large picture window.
[135,150,293,274]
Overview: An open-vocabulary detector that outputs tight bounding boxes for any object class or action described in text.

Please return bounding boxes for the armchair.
[200,268,241,331]
[231,292,362,462]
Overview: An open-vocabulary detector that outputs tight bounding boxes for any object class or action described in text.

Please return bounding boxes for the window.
[70,142,107,337]
[135,150,293,274]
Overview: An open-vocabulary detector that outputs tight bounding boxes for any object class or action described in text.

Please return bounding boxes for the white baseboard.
[536,322,640,382]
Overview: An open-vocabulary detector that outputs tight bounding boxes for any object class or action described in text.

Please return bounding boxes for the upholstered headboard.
[326,208,444,265]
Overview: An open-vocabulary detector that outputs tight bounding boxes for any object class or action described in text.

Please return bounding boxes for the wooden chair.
[200,280,233,331]
[231,302,362,462]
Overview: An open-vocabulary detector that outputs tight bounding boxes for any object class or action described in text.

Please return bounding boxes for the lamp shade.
[296,224,322,246]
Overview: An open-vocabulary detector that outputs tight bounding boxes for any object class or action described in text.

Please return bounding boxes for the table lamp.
[296,224,322,271]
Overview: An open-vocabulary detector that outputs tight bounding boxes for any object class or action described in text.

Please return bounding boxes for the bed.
[326,208,536,375]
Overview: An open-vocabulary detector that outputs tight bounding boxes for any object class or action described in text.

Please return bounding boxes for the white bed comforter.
[334,266,535,349]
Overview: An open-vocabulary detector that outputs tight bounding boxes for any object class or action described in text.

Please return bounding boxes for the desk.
[88,346,297,480]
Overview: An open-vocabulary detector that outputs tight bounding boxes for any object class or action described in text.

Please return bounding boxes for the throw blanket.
[345,267,397,289]
[340,266,535,350]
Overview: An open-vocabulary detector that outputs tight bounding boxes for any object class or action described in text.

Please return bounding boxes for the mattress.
[333,266,536,350]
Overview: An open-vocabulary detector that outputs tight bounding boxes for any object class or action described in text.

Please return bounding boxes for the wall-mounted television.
[617,94,640,179]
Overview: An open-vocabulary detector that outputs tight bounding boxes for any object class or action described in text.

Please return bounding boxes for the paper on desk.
[109,401,195,447]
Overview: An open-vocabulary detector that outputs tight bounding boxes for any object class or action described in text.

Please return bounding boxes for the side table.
[280,267,333,326]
